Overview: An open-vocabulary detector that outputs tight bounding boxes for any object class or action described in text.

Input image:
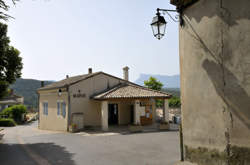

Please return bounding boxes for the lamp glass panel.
[151,23,159,36]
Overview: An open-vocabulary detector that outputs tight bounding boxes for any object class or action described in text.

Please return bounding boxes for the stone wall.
[177,0,250,164]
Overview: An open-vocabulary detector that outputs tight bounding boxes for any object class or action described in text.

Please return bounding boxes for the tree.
[0,22,22,98]
[144,77,163,91]
[144,77,164,107]
[169,96,181,108]
[0,0,19,20]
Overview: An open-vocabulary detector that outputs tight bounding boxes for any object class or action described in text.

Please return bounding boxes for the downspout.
[67,86,71,132]
[37,91,40,129]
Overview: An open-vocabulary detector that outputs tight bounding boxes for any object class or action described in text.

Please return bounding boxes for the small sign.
[73,93,86,98]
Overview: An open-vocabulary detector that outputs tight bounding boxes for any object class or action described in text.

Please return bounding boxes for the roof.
[170,0,199,9]
[37,71,140,91]
[0,94,23,105]
[92,83,172,100]
[37,72,102,91]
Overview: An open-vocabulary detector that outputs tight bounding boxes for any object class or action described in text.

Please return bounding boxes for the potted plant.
[129,123,143,133]
[158,121,169,131]
[69,123,77,133]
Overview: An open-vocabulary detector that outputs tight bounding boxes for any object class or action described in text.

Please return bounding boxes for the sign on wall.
[73,93,86,98]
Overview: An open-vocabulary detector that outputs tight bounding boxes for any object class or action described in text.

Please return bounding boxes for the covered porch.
[92,83,171,131]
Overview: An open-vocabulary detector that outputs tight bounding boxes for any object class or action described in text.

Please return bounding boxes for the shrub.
[0,118,16,127]
[0,105,27,123]
[169,96,181,108]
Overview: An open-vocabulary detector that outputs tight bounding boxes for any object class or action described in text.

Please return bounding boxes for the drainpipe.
[67,86,71,132]
[180,122,184,161]
[37,92,40,129]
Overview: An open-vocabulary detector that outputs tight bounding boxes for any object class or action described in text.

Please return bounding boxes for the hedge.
[0,105,27,123]
[0,118,16,127]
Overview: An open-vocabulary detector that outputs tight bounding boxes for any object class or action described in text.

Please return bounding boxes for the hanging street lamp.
[151,8,183,40]
[151,8,167,40]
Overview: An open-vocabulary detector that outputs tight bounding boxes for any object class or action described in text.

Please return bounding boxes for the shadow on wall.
[203,59,250,130]
[181,0,250,130]
[0,142,76,165]
[186,0,250,26]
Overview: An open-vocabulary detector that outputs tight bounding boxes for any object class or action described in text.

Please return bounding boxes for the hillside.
[135,74,180,88]
[10,78,53,108]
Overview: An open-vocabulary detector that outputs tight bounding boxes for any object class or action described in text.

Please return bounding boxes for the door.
[108,104,118,125]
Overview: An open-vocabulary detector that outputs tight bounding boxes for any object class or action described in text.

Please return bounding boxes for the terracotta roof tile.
[93,84,171,100]
[37,72,102,91]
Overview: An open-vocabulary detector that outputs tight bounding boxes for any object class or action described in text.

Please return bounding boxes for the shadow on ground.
[0,142,75,165]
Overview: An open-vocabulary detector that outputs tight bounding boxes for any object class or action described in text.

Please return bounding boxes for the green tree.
[144,77,163,91]
[0,22,22,98]
[0,0,19,20]
[144,77,164,107]
[169,96,181,108]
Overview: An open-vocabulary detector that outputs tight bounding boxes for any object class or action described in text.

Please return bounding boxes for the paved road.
[0,122,180,165]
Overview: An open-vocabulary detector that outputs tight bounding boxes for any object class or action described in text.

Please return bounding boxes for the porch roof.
[92,83,172,100]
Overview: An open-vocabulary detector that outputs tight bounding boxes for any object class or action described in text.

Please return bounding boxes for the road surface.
[0,122,180,165]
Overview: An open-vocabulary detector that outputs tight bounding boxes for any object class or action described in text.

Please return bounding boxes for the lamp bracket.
[157,8,184,26]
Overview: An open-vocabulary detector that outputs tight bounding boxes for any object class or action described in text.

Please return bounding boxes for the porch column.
[101,101,108,131]
[134,100,141,125]
[163,99,169,122]
[151,99,157,123]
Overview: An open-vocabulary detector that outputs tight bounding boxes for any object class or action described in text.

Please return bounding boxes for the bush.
[0,118,16,127]
[0,105,27,123]
[169,96,181,108]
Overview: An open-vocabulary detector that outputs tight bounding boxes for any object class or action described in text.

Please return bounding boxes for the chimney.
[123,66,129,81]
[41,81,44,87]
[88,68,92,74]
[66,75,69,79]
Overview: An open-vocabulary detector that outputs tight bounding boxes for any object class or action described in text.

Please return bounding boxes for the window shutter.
[57,102,60,115]
[46,103,48,115]
[62,102,66,118]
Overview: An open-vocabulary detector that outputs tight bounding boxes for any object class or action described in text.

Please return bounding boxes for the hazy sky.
[7,0,179,82]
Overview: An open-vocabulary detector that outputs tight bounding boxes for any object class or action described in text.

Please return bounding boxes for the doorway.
[108,104,118,125]
[130,105,134,124]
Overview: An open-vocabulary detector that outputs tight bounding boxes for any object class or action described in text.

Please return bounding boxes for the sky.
[7,0,179,82]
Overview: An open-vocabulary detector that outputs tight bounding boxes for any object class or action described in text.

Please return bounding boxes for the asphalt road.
[0,122,180,165]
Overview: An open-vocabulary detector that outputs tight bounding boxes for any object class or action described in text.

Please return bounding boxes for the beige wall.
[38,88,68,131]
[69,73,125,127]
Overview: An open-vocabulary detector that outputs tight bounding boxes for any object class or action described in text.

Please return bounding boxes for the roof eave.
[93,95,172,101]
[170,0,199,10]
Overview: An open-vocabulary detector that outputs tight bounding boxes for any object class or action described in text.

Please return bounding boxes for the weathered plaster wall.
[179,0,250,164]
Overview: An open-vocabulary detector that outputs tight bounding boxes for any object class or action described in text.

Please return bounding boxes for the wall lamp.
[151,8,183,40]
[58,89,62,97]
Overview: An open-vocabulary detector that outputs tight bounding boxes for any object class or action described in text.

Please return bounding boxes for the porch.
[92,83,172,131]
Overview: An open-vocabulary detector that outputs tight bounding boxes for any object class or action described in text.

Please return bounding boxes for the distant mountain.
[10,78,53,108]
[134,74,180,88]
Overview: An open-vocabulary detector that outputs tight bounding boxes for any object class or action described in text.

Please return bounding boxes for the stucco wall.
[69,73,124,126]
[39,89,68,131]
[179,0,250,163]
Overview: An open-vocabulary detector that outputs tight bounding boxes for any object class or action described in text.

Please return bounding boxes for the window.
[43,102,48,115]
[57,101,66,118]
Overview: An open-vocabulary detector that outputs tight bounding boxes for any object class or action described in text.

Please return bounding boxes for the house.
[37,67,171,132]
[0,90,24,112]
